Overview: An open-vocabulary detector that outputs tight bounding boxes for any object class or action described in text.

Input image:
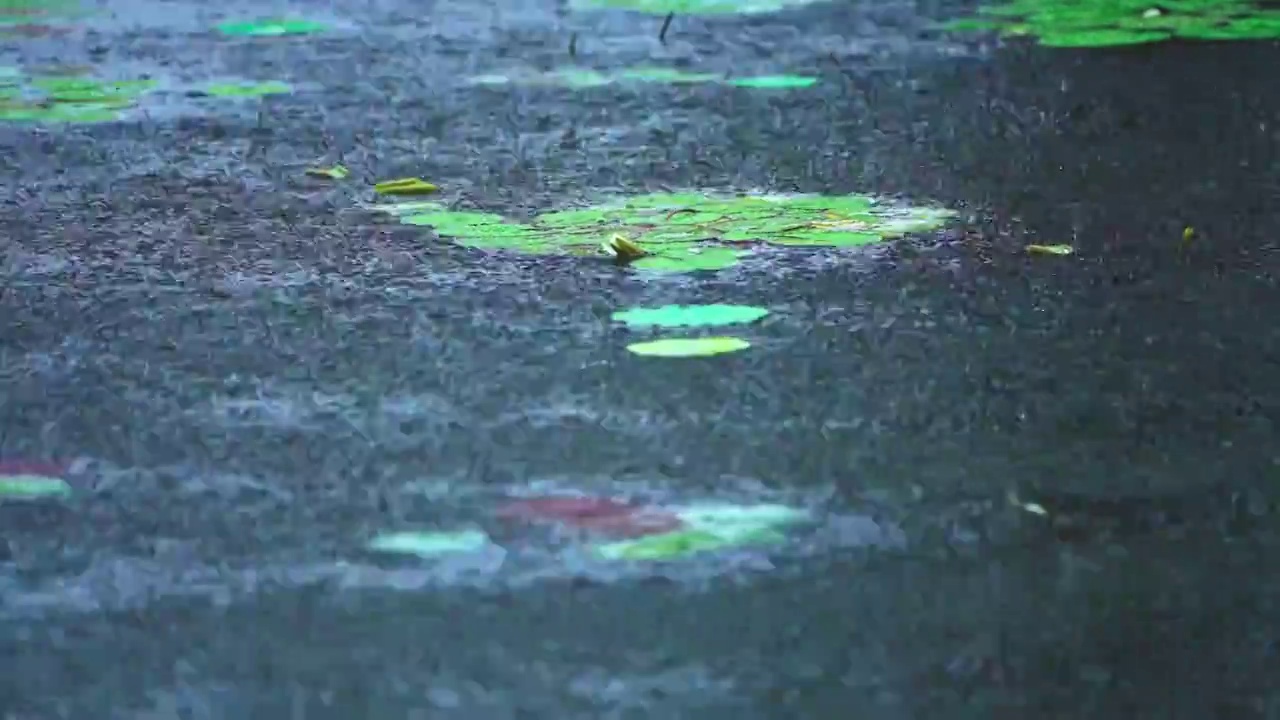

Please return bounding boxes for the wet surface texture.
[2,0,1280,717]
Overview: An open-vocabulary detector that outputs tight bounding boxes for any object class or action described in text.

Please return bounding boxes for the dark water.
[1,0,1279,716]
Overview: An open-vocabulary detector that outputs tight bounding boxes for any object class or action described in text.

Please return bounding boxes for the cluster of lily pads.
[367,192,955,274]
[942,0,1280,46]
[0,463,809,563]
[370,495,812,562]
[0,67,294,124]
[471,67,817,90]
[613,303,768,357]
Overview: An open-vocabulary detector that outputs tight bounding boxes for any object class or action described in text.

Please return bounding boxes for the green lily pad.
[595,526,785,560]
[367,530,490,558]
[626,336,751,357]
[612,304,769,329]
[1177,15,1280,38]
[1036,28,1171,46]
[673,503,810,531]
[0,474,72,499]
[632,246,746,273]
[203,81,292,97]
[727,75,818,89]
[217,18,328,36]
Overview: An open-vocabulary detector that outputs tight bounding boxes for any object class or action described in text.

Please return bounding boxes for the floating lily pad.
[1026,243,1074,255]
[626,336,751,357]
[305,164,349,180]
[374,177,439,196]
[727,75,818,89]
[613,304,769,328]
[217,18,329,36]
[203,81,292,97]
[595,526,785,560]
[367,530,490,558]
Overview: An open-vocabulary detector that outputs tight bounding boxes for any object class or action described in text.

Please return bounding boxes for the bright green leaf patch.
[0,474,71,499]
[613,304,769,328]
[203,81,292,97]
[367,191,955,275]
[595,527,786,559]
[942,0,1280,46]
[470,66,818,90]
[626,336,751,357]
[217,18,329,37]
[367,530,490,558]
[673,503,810,531]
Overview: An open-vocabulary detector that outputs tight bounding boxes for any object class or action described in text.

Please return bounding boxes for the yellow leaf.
[626,336,750,357]
[305,164,349,180]
[1026,244,1074,256]
[374,177,439,195]
[601,233,648,264]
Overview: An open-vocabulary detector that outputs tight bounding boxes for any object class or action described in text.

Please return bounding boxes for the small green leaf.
[626,336,751,357]
[368,530,489,558]
[305,164,349,180]
[612,304,769,328]
[217,18,328,36]
[595,527,784,560]
[728,75,818,89]
[673,503,809,531]
[1027,243,1074,255]
[374,177,439,195]
[0,474,72,499]
[204,81,292,97]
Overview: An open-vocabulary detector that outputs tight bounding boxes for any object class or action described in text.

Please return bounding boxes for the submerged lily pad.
[626,336,751,357]
[612,304,769,328]
[217,18,329,36]
[367,530,489,558]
